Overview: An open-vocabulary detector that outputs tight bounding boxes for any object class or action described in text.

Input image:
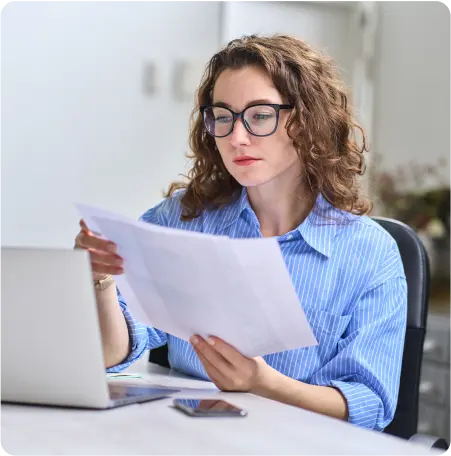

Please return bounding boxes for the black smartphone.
[173,398,248,417]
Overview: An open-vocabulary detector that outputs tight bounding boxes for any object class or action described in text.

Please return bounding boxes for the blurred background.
[2,0,449,439]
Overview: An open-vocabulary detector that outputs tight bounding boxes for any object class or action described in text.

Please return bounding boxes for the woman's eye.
[215,116,232,124]
[253,113,273,121]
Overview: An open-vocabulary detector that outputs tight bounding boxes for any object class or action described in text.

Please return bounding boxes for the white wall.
[372,1,450,188]
[8,2,443,249]
[222,1,359,88]
[1,1,221,248]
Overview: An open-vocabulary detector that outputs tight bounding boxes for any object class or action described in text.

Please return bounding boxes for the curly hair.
[166,34,371,220]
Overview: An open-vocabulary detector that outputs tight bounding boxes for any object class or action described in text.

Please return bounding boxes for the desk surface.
[1,363,441,455]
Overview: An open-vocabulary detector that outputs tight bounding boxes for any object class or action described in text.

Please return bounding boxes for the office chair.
[372,217,448,449]
[148,217,448,449]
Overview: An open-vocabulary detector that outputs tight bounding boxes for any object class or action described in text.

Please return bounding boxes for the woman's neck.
[246,174,315,238]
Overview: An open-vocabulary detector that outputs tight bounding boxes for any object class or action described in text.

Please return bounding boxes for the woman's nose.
[229,118,251,147]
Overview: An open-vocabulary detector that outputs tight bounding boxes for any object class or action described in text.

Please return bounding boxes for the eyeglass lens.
[203,105,278,137]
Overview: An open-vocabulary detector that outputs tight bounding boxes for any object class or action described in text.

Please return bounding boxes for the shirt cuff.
[330,380,385,431]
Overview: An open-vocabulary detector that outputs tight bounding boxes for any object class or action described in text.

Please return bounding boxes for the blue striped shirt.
[108,188,407,431]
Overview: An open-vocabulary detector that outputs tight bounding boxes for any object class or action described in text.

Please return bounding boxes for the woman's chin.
[227,163,274,188]
[233,175,272,188]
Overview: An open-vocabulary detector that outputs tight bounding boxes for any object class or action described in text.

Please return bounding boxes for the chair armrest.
[409,433,449,450]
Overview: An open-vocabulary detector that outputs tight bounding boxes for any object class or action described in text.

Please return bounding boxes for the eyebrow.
[212,99,277,110]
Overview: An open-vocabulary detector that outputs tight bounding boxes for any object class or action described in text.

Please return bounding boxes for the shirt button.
[286,234,294,240]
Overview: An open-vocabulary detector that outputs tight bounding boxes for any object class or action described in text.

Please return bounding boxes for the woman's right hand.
[74,219,124,281]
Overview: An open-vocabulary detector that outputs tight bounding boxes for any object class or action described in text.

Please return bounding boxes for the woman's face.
[212,66,301,189]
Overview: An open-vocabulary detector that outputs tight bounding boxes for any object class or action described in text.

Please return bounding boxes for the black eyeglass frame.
[200,103,293,138]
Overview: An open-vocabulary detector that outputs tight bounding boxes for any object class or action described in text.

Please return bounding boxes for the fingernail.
[190,336,198,345]
[115,257,123,266]
[207,337,215,346]
[107,243,117,253]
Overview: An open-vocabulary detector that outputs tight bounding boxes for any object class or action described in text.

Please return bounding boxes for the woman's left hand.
[190,335,271,392]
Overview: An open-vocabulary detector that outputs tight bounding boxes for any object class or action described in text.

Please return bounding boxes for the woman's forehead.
[212,67,282,108]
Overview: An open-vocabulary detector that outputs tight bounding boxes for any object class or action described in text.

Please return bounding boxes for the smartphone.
[173,398,248,417]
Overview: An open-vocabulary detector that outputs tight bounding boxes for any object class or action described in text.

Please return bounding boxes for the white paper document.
[75,203,318,358]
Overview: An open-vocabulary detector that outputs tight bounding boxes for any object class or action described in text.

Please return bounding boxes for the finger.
[191,336,240,387]
[88,249,123,267]
[80,219,102,237]
[190,336,235,376]
[79,219,91,234]
[193,346,228,387]
[90,262,124,276]
[77,230,117,254]
[205,336,248,367]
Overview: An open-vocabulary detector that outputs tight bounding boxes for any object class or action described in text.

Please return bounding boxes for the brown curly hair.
[166,34,371,220]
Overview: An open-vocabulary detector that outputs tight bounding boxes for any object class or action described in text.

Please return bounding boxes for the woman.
[75,35,407,431]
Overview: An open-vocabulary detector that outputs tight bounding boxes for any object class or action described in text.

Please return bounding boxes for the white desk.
[1,363,442,455]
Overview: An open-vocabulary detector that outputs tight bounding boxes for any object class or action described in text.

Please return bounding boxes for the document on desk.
[75,203,318,358]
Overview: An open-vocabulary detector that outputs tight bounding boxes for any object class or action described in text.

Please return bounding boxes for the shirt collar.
[210,187,251,230]
[214,188,348,258]
[296,193,343,257]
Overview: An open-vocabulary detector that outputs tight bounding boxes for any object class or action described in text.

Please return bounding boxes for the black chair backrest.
[149,217,430,438]
[372,217,430,438]
[148,342,170,368]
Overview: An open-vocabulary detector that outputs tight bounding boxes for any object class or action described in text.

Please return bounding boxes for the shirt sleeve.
[309,248,408,431]
[106,199,170,373]
[106,290,168,373]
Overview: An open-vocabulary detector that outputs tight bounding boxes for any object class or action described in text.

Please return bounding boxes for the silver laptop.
[1,246,178,409]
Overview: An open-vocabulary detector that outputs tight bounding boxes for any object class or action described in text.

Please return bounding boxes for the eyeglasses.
[200,104,293,138]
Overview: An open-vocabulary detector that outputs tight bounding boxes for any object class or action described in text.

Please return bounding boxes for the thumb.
[79,219,92,235]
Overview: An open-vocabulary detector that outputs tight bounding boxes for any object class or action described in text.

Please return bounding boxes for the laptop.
[1,246,179,409]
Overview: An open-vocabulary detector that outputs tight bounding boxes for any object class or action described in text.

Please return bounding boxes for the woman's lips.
[233,156,261,166]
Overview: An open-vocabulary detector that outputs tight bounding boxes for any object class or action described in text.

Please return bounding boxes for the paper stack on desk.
[75,203,318,358]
